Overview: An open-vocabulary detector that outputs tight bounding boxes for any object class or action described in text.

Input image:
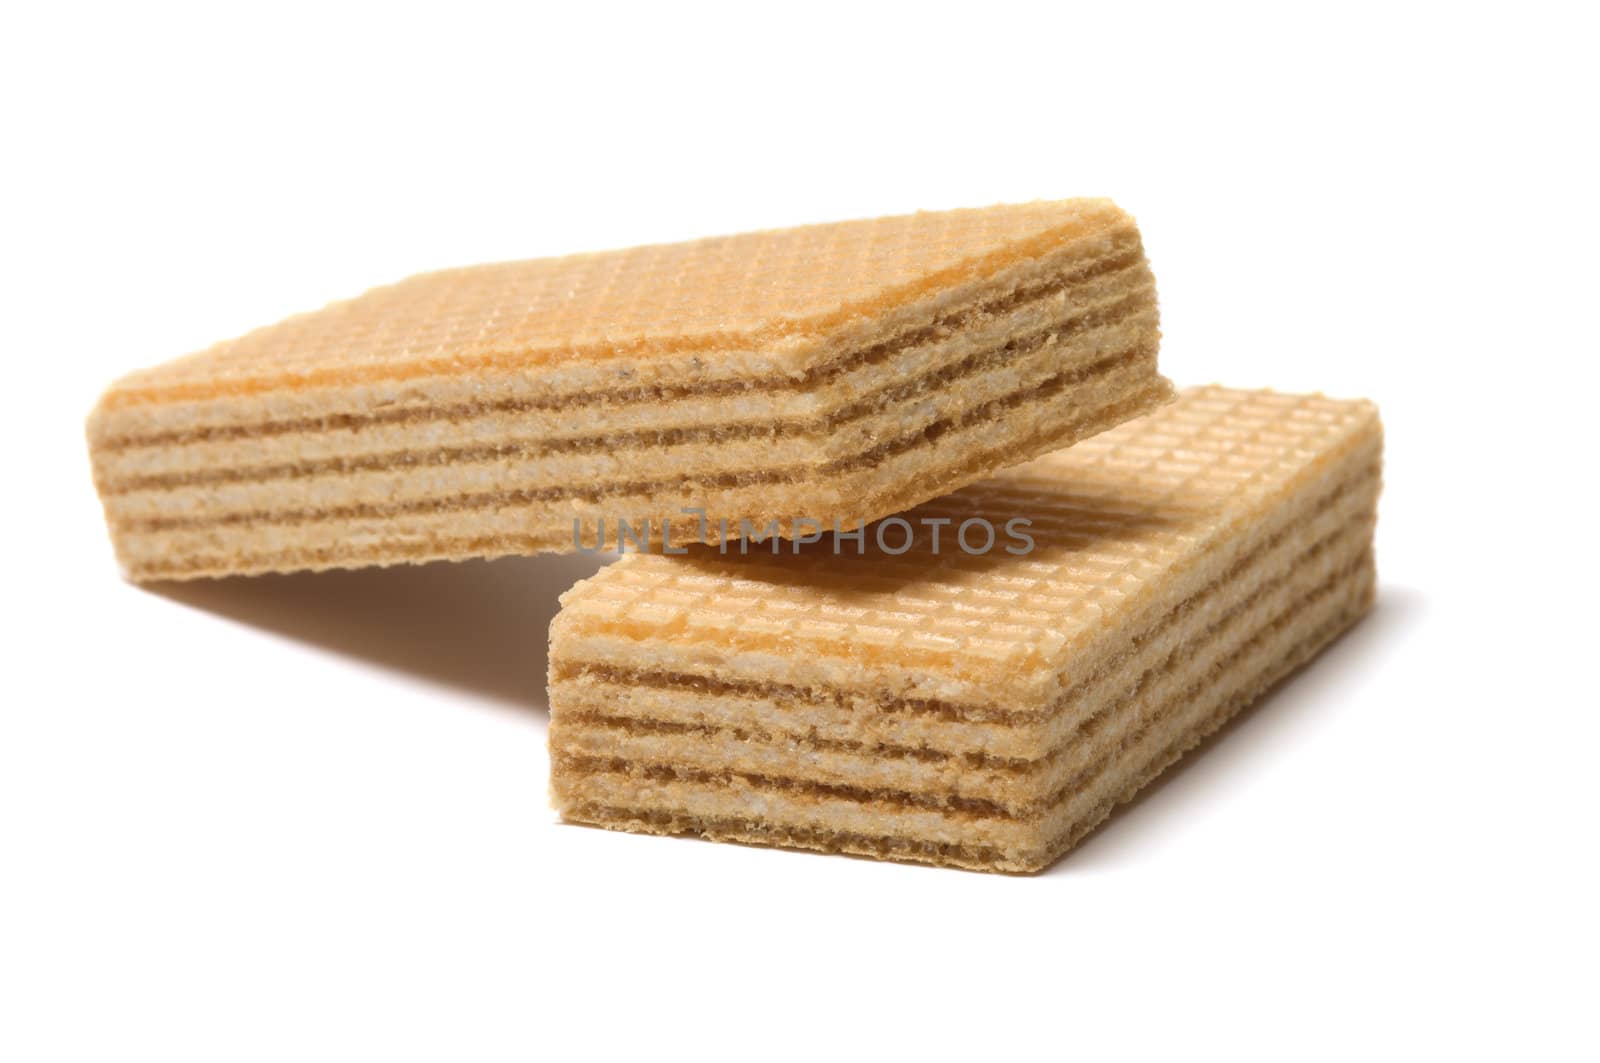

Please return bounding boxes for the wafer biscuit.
[88,199,1170,580]
[548,387,1382,873]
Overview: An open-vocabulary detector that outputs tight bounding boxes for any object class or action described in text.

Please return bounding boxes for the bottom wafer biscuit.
[548,387,1382,872]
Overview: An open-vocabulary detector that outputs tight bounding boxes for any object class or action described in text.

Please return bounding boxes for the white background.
[3,3,1596,1059]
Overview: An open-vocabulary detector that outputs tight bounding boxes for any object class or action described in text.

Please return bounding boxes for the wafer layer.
[548,387,1383,872]
[88,199,1170,580]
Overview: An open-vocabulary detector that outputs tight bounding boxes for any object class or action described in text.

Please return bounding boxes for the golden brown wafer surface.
[548,387,1382,873]
[88,199,1170,580]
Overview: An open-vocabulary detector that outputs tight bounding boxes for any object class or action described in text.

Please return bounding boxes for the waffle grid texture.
[549,387,1383,872]
[100,200,1146,399]
[87,199,1170,579]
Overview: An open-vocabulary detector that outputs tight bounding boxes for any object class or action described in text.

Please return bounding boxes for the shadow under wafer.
[146,552,612,712]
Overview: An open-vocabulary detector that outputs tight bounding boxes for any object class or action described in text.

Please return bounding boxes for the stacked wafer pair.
[88,199,1381,872]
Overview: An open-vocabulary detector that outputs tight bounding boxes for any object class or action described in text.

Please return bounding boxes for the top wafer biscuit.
[88,199,1170,580]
